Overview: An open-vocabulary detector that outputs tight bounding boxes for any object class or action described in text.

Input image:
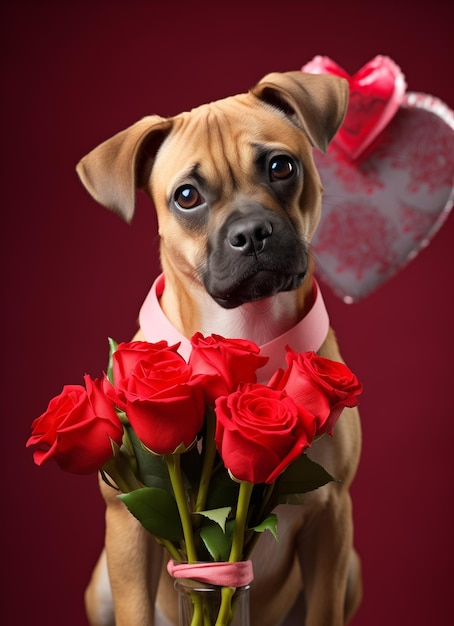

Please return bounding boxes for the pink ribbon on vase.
[167,559,254,587]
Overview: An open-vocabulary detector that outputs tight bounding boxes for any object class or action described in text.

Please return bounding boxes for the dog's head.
[77,71,348,308]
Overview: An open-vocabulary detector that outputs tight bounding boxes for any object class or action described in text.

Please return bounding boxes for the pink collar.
[139,274,330,382]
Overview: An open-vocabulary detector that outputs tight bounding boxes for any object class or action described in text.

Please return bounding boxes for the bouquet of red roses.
[27,333,362,626]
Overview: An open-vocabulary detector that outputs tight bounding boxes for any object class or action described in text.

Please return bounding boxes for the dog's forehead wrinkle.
[157,119,241,196]
[184,162,206,188]
[157,99,311,204]
[202,106,258,190]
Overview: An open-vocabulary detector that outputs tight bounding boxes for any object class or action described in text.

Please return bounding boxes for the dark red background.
[1,1,453,624]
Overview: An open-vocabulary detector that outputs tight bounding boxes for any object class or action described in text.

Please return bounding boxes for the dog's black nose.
[227,218,273,255]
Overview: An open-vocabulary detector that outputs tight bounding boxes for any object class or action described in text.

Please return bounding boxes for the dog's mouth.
[209,269,307,309]
[204,206,309,309]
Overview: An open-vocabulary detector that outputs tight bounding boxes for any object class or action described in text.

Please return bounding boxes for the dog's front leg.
[105,496,162,626]
[297,488,361,626]
[86,476,163,626]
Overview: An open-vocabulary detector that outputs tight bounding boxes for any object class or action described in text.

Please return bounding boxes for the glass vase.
[175,579,250,626]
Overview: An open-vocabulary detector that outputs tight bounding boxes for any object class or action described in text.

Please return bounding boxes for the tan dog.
[77,71,362,626]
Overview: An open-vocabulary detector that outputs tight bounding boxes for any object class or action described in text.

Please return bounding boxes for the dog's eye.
[269,155,295,181]
[174,185,205,210]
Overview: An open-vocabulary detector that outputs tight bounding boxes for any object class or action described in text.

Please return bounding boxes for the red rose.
[189,333,268,404]
[269,349,362,437]
[110,341,206,454]
[215,383,315,484]
[110,340,178,407]
[26,375,123,474]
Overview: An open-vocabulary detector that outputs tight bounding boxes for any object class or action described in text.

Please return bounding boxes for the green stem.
[229,481,254,563]
[120,426,139,475]
[195,408,217,513]
[215,481,254,626]
[156,538,182,563]
[244,482,276,559]
[165,455,205,626]
[165,454,198,563]
[217,587,235,626]
[101,454,143,494]
[166,454,210,626]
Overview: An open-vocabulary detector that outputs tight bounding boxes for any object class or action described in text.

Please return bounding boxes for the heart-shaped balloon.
[302,57,454,302]
[303,55,407,161]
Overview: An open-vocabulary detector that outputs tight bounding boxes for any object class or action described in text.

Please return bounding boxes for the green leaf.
[107,337,118,385]
[251,513,279,541]
[102,443,144,493]
[125,426,173,492]
[275,454,337,504]
[119,487,183,542]
[195,507,231,532]
[199,519,235,562]
[204,467,240,510]
[180,443,203,488]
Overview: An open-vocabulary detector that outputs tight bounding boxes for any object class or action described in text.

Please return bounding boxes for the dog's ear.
[251,71,349,153]
[76,115,173,222]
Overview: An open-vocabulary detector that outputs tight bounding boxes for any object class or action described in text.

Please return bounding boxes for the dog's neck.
[171,281,310,343]
[139,273,330,381]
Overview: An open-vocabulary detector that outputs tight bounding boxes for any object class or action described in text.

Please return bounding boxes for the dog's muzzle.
[203,208,308,309]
